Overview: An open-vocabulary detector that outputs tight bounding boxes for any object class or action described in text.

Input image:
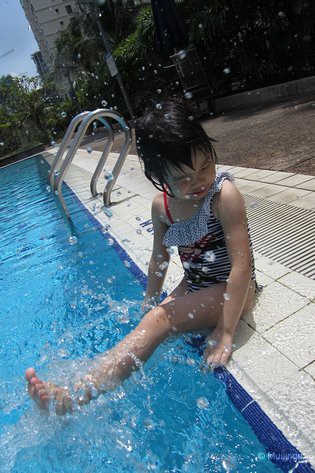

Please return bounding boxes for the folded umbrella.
[151,0,189,54]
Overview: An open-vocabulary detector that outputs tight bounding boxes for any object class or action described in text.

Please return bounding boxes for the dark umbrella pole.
[150,0,189,54]
[150,0,213,117]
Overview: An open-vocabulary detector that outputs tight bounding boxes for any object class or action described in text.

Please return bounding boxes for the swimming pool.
[0,155,310,472]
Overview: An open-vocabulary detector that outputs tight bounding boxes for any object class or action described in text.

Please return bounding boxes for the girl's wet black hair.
[135,99,217,197]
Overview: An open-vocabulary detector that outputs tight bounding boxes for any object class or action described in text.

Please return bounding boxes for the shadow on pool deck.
[202,94,315,176]
[80,94,314,176]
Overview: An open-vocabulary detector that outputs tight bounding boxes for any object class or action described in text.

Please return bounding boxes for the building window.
[55,8,59,13]
[60,20,64,25]
[65,5,73,14]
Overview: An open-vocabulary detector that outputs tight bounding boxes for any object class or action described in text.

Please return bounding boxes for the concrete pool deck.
[44,148,315,466]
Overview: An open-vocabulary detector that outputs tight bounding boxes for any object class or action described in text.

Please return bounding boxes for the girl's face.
[165,148,215,200]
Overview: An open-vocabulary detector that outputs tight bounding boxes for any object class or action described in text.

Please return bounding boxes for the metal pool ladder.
[49,108,132,224]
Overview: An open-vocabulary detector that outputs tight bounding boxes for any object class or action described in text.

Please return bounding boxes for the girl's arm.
[142,194,171,312]
[203,181,253,368]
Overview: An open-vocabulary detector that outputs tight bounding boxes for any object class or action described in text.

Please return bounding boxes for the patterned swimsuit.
[163,172,257,292]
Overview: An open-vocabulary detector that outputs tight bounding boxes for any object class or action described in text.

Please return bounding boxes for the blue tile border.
[215,367,314,473]
[61,175,313,473]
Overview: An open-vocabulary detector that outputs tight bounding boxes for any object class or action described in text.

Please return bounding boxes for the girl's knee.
[142,306,171,336]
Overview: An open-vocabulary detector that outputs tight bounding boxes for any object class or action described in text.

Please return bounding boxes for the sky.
[0,0,38,77]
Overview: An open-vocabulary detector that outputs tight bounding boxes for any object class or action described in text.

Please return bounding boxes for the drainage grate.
[244,194,315,280]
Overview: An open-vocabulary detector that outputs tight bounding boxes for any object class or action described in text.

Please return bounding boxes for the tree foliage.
[0,75,70,158]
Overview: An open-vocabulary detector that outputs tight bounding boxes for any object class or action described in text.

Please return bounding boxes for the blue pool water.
[0,156,283,472]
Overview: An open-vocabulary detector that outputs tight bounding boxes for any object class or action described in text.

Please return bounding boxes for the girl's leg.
[25,277,190,413]
[26,280,255,413]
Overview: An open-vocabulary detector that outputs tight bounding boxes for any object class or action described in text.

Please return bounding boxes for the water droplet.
[50,140,56,147]
[46,185,51,193]
[107,277,113,284]
[278,11,286,19]
[184,91,193,99]
[159,261,168,270]
[188,312,194,319]
[61,111,67,118]
[207,339,218,347]
[101,224,110,233]
[198,23,203,29]
[87,146,93,154]
[108,238,114,246]
[177,49,187,59]
[156,103,162,110]
[183,261,190,270]
[0,142,4,146]
[68,235,78,245]
[157,88,162,94]
[124,260,131,268]
[223,67,231,74]
[204,251,215,263]
[196,396,209,409]
[187,358,195,366]
[77,53,81,59]
[222,456,237,471]
[223,292,230,301]
[188,115,194,121]
[166,247,176,255]
[104,171,114,181]
[155,271,163,278]
[101,100,107,107]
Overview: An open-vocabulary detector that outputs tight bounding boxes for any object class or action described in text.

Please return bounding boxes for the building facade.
[31,51,49,77]
[20,0,78,94]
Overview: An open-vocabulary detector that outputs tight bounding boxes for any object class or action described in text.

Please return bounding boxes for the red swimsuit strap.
[163,188,174,224]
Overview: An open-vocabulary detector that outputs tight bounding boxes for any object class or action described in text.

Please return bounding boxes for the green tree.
[0,75,68,158]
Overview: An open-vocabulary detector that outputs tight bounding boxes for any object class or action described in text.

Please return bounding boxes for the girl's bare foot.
[25,367,73,415]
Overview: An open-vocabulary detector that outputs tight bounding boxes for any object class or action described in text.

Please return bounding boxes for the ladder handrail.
[90,116,114,197]
[48,111,90,190]
[98,112,132,207]
[53,109,132,220]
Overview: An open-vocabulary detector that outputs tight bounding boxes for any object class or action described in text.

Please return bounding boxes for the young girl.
[26,100,258,414]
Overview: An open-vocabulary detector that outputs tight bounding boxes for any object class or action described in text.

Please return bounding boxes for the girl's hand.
[201,329,234,372]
